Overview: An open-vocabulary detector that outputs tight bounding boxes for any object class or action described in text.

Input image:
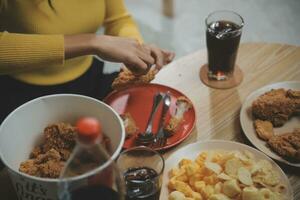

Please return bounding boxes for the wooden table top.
[153,42,300,199]
[1,42,300,199]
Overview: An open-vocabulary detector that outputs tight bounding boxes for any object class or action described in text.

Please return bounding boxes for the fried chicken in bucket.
[19,122,112,178]
[19,123,77,178]
[20,149,64,178]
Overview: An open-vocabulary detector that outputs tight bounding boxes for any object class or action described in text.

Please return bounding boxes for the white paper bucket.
[0,94,125,200]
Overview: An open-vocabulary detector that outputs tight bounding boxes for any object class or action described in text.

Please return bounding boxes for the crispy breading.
[268,129,300,161]
[287,89,300,114]
[38,160,65,178]
[30,146,43,159]
[254,120,274,141]
[20,149,64,178]
[43,122,77,154]
[19,159,39,176]
[164,117,182,136]
[268,135,297,159]
[281,130,300,149]
[287,89,300,99]
[252,89,300,127]
[19,123,77,178]
[35,149,64,178]
[19,122,112,178]
[112,67,158,90]
[34,148,61,164]
[120,112,138,138]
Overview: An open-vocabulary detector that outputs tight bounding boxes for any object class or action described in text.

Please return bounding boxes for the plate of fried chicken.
[240,81,300,167]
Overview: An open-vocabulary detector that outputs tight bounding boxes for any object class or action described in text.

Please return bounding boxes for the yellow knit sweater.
[0,0,142,85]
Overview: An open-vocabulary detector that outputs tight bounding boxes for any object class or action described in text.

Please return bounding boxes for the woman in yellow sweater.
[0,0,174,122]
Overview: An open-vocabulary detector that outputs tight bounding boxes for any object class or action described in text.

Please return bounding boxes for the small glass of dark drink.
[117,147,164,200]
[206,10,244,80]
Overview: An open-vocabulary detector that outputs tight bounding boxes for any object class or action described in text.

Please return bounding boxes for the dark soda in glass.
[116,147,164,200]
[124,167,160,200]
[206,11,244,80]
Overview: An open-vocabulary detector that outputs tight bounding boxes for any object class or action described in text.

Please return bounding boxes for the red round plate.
[104,84,196,151]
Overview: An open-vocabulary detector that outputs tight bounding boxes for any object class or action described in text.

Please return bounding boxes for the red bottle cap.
[76,117,102,143]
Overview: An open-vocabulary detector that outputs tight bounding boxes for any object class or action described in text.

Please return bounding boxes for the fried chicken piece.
[164,96,192,136]
[164,117,181,135]
[268,136,298,160]
[19,123,77,178]
[287,89,300,114]
[59,149,72,161]
[38,160,64,178]
[35,149,64,178]
[287,89,300,98]
[30,146,43,159]
[42,123,77,160]
[268,129,300,161]
[111,67,158,90]
[120,113,138,138]
[252,89,300,127]
[254,120,274,141]
[43,123,77,150]
[19,159,40,176]
[34,149,61,164]
[19,149,64,178]
[281,129,300,149]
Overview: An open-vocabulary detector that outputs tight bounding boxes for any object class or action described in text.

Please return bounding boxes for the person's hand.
[95,36,175,75]
[147,44,175,70]
[94,35,156,74]
[64,34,175,75]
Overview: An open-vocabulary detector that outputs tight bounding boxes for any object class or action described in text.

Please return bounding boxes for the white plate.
[240,81,300,167]
[160,140,293,200]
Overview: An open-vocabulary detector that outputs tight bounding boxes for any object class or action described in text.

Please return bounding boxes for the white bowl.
[0,94,125,200]
[160,140,293,200]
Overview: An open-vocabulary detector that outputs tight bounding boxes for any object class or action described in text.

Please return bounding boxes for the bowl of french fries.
[160,140,293,200]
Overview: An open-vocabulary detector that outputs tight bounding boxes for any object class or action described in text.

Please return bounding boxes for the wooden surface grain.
[153,42,300,199]
[0,43,299,199]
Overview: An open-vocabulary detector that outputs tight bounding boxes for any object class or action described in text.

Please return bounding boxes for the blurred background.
[104,0,300,72]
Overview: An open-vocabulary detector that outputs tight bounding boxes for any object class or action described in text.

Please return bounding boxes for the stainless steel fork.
[153,92,171,147]
[136,92,163,145]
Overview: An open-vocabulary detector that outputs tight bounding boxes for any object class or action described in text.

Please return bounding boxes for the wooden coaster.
[199,64,243,89]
